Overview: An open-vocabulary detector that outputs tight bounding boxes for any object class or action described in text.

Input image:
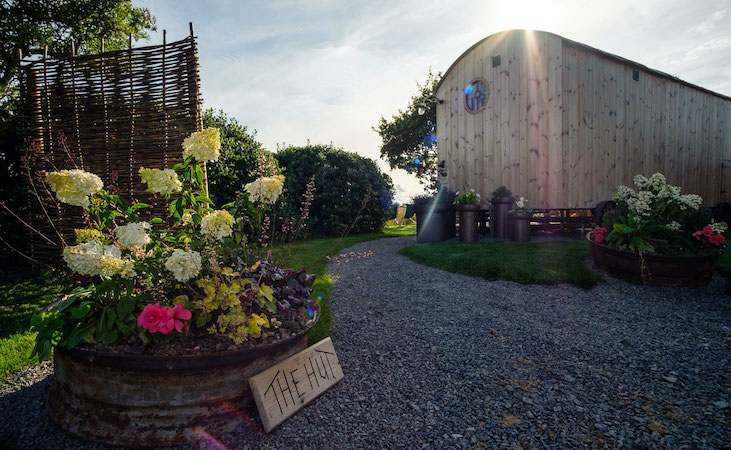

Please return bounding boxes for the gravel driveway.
[1,236,729,449]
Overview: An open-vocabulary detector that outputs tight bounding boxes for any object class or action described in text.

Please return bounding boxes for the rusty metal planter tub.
[48,310,319,447]
[588,235,721,287]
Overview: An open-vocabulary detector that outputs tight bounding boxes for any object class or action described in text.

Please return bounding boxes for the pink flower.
[693,230,703,240]
[171,303,192,332]
[702,226,713,237]
[709,234,725,246]
[137,303,191,334]
[594,232,604,243]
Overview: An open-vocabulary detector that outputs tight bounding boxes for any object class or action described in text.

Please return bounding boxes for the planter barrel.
[47,313,319,447]
[414,203,456,243]
[457,204,480,243]
[490,196,514,238]
[588,236,721,287]
[508,211,531,242]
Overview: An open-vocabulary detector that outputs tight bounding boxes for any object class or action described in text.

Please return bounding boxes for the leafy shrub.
[203,109,270,205]
[491,186,512,198]
[275,144,394,236]
[454,189,480,205]
[412,187,456,207]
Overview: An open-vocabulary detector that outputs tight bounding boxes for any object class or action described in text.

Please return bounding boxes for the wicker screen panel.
[18,36,202,265]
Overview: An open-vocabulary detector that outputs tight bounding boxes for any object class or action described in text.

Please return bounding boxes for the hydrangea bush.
[30,128,318,359]
[590,173,726,256]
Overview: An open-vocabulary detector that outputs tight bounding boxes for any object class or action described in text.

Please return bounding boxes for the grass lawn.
[0,224,415,384]
[0,271,72,384]
[399,239,602,289]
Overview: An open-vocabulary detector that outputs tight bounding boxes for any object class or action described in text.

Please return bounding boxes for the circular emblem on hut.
[464,78,488,113]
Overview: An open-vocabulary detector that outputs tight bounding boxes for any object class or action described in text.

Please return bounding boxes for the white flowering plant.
[29,128,320,360]
[453,188,481,205]
[511,196,533,214]
[599,173,726,256]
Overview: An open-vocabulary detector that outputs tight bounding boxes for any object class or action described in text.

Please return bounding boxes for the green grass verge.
[274,224,415,344]
[398,239,602,289]
[0,271,72,384]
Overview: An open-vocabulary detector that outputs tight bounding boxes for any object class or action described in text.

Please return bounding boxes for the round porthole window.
[464,78,488,114]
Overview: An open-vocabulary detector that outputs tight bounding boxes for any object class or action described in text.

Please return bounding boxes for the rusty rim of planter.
[58,304,320,371]
[586,232,724,262]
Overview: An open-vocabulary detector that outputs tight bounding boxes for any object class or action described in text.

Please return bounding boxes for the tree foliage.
[203,109,267,205]
[0,0,156,101]
[373,70,441,192]
[275,144,394,236]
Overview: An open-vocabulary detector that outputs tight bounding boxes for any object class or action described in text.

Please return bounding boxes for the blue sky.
[138,0,731,202]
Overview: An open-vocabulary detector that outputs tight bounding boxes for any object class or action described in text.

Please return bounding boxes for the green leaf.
[64,323,95,349]
[613,223,626,233]
[195,195,214,205]
[623,226,635,234]
[116,296,136,319]
[131,203,150,210]
[149,217,165,224]
[107,308,117,329]
[70,302,92,319]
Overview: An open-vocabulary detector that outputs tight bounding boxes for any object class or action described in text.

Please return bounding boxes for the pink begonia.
[137,303,191,334]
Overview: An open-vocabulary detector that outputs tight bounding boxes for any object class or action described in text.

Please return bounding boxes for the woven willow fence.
[18,33,203,265]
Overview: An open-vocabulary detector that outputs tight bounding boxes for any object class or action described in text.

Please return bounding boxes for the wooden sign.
[249,337,344,432]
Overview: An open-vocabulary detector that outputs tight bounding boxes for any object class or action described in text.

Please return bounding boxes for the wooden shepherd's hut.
[435,29,731,209]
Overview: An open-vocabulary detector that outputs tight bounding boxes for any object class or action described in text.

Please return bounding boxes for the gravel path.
[1,236,730,449]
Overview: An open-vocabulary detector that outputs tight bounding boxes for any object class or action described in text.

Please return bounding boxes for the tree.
[203,109,268,205]
[275,144,394,236]
[0,0,156,102]
[373,69,441,192]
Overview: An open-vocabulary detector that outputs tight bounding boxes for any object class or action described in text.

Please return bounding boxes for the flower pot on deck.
[587,234,721,287]
[457,204,480,243]
[490,196,514,238]
[508,211,532,242]
[414,203,456,243]
[47,311,319,447]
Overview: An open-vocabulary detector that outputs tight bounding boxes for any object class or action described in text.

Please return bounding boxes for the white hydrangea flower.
[164,249,202,282]
[99,256,136,278]
[666,221,682,232]
[115,222,151,249]
[710,222,728,234]
[244,175,285,204]
[139,168,182,195]
[646,173,667,192]
[613,185,635,203]
[63,241,122,276]
[200,210,235,240]
[678,194,702,211]
[181,212,193,226]
[182,128,221,162]
[633,174,649,189]
[45,169,103,208]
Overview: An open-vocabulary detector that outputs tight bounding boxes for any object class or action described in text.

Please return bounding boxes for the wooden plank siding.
[436,30,731,208]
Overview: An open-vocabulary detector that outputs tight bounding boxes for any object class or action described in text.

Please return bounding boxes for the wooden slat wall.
[436,30,731,208]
